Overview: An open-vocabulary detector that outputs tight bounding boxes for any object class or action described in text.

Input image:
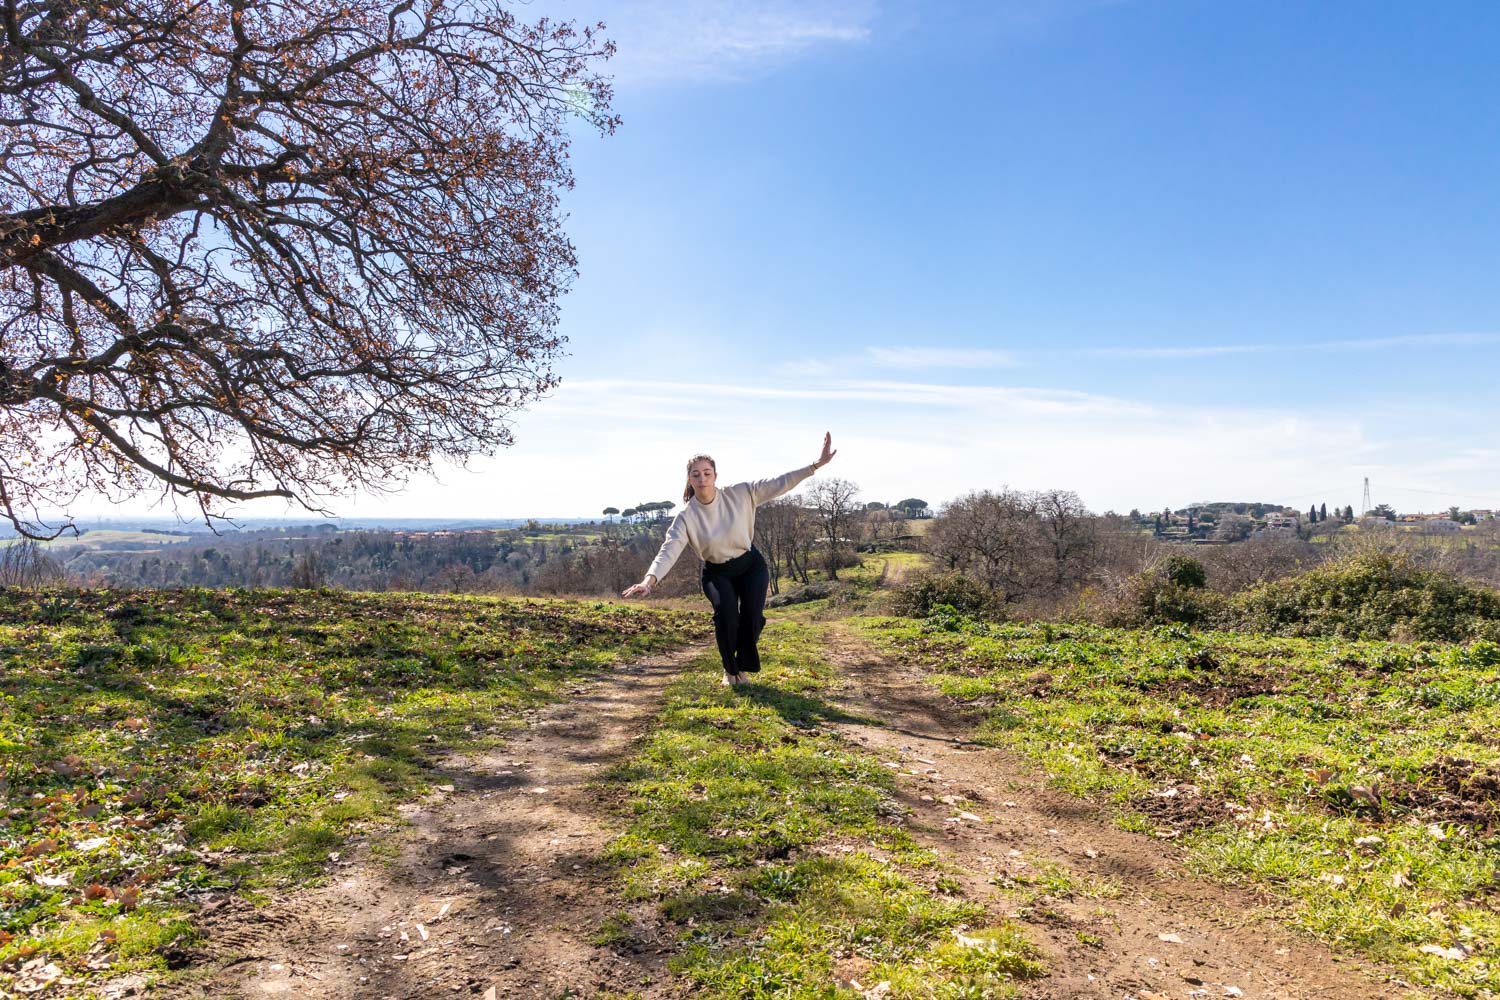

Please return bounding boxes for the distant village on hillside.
[1132,500,1496,544]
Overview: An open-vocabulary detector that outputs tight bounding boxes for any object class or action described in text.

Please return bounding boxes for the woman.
[622,433,837,686]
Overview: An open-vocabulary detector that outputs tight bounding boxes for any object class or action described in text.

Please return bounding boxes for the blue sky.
[142,1,1500,519]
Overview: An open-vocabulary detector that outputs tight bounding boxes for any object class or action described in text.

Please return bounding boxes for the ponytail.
[683,453,716,502]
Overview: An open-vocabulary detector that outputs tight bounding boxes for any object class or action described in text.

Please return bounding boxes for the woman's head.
[683,454,717,502]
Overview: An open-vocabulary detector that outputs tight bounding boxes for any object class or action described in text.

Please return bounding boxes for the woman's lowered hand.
[621,574,657,599]
[814,431,837,469]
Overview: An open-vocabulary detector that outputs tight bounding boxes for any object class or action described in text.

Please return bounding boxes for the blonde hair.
[683,453,716,502]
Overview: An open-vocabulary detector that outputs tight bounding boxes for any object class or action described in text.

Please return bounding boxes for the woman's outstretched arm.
[622,510,688,598]
[747,432,838,506]
[621,574,657,599]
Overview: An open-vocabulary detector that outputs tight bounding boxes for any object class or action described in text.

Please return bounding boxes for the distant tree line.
[60,527,614,594]
[48,476,916,598]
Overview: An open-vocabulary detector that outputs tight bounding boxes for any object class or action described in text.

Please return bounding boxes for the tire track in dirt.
[818,623,1424,1000]
[151,644,707,1000]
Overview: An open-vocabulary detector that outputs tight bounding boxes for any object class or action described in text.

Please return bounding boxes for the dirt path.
[818,623,1422,1000]
[153,645,706,1000]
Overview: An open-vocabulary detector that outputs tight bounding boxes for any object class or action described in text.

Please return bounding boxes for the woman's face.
[689,460,717,494]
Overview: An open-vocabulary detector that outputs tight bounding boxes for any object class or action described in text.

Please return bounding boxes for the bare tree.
[1195,532,1322,592]
[0,539,64,587]
[754,496,822,593]
[787,504,818,585]
[755,496,795,594]
[1032,488,1096,593]
[926,489,1040,603]
[862,507,901,548]
[808,477,861,580]
[0,2,617,537]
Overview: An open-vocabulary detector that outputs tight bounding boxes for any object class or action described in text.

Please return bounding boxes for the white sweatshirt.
[646,464,816,581]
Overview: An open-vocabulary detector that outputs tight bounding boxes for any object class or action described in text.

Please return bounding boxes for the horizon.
[50,485,1493,535]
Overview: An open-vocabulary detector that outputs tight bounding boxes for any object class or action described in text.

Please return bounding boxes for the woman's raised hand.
[621,575,656,599]
[814,431,837,469]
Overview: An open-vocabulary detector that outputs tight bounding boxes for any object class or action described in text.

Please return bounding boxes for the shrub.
[1228,552,1500,641]
[1098,555,1223,629]
[923,603,990,634]
[888,572,998,619]
[766,581,838,608]
[1120,575,1227,628]
[1164,554,1207,589]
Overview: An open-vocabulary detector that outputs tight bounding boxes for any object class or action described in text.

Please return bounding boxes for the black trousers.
[701,548,770,675]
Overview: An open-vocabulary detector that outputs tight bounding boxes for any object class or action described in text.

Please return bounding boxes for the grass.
[856,612,1500,996]
[771,551,933,620]
[600,619,1042,999]
[0,587,706,988]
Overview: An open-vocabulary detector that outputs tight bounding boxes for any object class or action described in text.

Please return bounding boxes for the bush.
[1119,575,1227,628]
[888,572,998,619]
[1228,552,1500,641]
[1096,555,1223,629]
[922,603,991,635]
[1165,554,1207,589]
[766,581,838,608]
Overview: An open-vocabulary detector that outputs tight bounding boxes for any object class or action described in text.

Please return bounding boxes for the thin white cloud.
[565,377,1149,414]
[865,346,1020,368]
[781,330,1500,378]
[1084,344,1263,360]
[1082,331,1500,360]
[594,1,876,84]
[1321,332,1500,350]
[777,358,838,377]
[87,372,1500,521]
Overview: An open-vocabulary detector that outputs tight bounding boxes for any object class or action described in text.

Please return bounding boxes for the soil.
[1382,756,1500,833]
[145,626,1424,1000]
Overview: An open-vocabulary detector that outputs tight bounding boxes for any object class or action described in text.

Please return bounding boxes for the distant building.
[1359,516,1395,529]
[1262,513,1298,531]
[1422,518,1461,534]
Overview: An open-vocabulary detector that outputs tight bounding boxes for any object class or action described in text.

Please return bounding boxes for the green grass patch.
[603,620,1042,999]
[856,614,1500,995]
[0,587,706,987]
